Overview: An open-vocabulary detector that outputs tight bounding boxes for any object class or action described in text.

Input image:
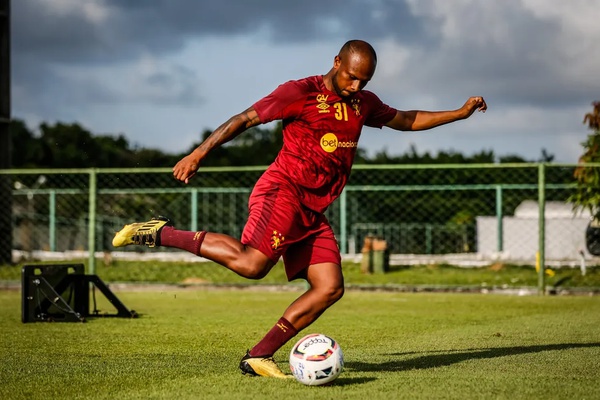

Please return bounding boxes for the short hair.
[339,40,377,64]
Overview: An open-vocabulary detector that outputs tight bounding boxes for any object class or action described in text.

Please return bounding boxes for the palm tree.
[583,101,600,131]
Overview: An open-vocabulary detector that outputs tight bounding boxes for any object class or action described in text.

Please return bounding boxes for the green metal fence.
[1,163,595,292]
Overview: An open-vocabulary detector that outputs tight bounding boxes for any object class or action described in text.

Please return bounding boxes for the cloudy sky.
[11,0,600,163]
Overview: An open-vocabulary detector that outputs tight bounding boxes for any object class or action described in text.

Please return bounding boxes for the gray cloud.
[10,0,600,162]
[371,1,600,110]
[12,0,425,112]
[13,0,425,64]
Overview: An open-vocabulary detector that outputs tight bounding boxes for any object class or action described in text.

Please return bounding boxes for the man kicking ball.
[113,39,487,378]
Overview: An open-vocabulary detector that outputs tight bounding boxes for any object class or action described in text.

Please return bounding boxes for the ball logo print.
[289,333,343,386]
[301,336,329,351]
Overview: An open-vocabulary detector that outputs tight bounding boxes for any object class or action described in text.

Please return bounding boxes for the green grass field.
[1,288,600,399]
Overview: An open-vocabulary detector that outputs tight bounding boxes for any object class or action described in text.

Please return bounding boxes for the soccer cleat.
[112,217,173,248]
[239,351,290,379]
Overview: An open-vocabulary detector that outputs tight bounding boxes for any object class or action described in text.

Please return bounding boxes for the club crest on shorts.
[271,230,285,250]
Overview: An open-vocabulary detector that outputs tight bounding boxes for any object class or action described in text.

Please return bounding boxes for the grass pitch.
[1,289,600,399]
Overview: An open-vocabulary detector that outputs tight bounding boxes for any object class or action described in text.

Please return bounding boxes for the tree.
[10,119,44,167]
[570,101,600,215]
[185,124,284,167]
[583,101,600,131]
[538,148,555,163]
[9,119,181,168]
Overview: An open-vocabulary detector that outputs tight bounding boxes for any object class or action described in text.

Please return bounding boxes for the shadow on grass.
[346,342,600,372]
[332,377,378,386]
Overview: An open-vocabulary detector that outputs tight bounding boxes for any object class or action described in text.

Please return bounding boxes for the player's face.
[331,53,375,98]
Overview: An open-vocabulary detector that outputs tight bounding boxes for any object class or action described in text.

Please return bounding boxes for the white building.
[476,200,592,262]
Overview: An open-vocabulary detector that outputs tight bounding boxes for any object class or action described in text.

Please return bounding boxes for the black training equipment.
[21,263,138,323]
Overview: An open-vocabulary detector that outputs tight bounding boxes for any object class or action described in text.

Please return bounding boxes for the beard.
[331,71,352,99]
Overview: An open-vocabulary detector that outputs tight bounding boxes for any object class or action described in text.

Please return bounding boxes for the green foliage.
[10,119,45,168]
[366,144,498,164]
[569,101,600,215]
[10,118,548,169]
[187,124,285,167]
[10,119,181,168]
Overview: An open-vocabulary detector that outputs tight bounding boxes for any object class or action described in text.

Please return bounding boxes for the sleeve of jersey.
[363,92,398,129]
[253,80,306,124]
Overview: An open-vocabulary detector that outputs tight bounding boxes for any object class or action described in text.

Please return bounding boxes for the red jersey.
[253,75,397,213]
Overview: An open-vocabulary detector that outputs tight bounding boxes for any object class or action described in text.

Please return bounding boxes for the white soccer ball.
[289,333,344,386]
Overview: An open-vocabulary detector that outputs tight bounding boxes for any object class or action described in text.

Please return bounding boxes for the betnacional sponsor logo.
[320,133,358,153]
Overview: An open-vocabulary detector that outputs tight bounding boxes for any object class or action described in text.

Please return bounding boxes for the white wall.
[476,201,592,261]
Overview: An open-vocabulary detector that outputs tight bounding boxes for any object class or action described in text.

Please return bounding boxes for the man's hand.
[172,152,201,184]
[462,96,487,119]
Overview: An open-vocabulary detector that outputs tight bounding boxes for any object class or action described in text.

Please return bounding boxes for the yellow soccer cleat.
[112,217,173,248]
[239,351,291,379]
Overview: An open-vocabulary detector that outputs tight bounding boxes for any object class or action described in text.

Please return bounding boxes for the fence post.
[88,169,97,275]
[495,185,504,252]
[537,163,546,295]
[190,188,198,232]
[0,0,11,265]
[49,190,56,251]
[425,223,432,254]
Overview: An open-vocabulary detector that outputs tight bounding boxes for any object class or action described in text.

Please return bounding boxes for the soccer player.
[113,40,487,378]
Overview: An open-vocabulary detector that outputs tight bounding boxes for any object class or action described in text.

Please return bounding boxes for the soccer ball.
[289,333,344,386]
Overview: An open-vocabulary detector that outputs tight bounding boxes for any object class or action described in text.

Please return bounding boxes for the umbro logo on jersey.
[316,94,330,113]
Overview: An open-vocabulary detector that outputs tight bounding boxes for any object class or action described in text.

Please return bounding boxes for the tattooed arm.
[173,107,262,183]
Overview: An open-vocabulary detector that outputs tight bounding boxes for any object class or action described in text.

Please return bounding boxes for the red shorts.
[241,178,341,281]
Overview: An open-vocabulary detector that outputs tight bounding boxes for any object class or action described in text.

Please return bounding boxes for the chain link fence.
[1,164,596,275]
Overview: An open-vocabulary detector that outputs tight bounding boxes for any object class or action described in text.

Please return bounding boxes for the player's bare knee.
[244,267,269,280]
[332,285,344,302]
[231,259,269,280]
[320,284,344,305]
